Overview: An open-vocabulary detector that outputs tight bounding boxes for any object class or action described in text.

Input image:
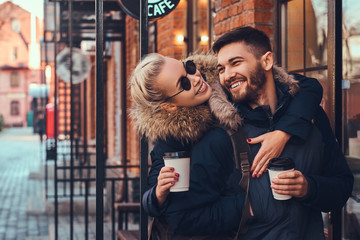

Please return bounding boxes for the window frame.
[10,71,20,87]
[10,101,20,116]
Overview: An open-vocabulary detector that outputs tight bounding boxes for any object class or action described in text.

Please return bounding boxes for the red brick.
[214,23,223,35]
[229,4,238,16]
[254,11,272,24]
[222,9,230,21]
[254,0,273,10]
[243,0,256,11]
[222,0,232,8]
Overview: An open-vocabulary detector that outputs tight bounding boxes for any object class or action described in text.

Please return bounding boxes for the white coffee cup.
[163,151,190,192]
[268,157,295,200]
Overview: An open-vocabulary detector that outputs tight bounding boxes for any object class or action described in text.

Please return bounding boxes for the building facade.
[0,1,43,127]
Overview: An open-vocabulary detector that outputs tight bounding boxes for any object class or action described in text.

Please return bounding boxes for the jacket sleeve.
[142,185,170,217]
[299,107,354,212]
[275,75,323,142]
[142,141,179,217]
[164,129,245,235]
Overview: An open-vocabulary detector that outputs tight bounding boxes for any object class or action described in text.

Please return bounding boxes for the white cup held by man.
[163,151,190,192]
[268,157,295,200]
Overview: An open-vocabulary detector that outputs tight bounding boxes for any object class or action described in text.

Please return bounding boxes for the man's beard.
[230,63,266,104]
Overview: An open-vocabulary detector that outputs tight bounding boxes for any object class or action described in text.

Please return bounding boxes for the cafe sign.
[119,0,180,20]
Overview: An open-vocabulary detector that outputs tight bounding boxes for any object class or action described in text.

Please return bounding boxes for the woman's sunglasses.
[162,60,197,102]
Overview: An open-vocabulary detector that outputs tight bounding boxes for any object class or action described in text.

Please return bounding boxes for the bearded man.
[209,26,354,239]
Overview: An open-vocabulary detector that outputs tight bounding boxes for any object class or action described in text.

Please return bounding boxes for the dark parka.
[132,53,328,236]
[209,67,354,239]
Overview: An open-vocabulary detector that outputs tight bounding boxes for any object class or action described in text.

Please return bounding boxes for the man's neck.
[249,74,277,114]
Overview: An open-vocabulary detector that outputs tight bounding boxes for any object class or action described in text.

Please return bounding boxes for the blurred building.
[0,1,43,127]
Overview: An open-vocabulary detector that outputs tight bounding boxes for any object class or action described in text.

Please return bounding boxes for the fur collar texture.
[130,53,219,144]
[208,66,300,131]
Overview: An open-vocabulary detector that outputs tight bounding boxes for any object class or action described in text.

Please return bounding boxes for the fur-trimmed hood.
[130,53,219,144]
[208,66,300,131]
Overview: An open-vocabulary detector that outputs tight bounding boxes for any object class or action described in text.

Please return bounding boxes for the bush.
[0,114,3,132]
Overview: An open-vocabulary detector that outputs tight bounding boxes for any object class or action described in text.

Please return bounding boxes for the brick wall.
[157,0,187,59]
[213,0,275,40]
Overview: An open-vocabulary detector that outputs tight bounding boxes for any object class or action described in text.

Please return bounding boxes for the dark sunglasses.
[162,60,197,102]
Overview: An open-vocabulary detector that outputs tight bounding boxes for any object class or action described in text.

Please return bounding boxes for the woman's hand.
[155,166,179,206]
[248,130,291,178]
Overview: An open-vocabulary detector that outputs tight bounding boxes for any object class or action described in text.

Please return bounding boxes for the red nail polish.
[175,173,179,177]
[264,169,268,173]
[257,174,261,178]
[170,167,174,171]
[247,138,251,142]
[172,182,175,185]
[252,174,256,179]
[174,177,179,181]
[250,169,254,174]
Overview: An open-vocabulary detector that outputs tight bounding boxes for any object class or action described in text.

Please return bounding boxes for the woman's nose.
[190,70,202,86]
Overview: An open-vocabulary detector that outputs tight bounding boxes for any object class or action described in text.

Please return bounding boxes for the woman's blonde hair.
[130,53,166,111]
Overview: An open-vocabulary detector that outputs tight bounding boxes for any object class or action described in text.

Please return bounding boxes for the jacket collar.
[209,66,300,131]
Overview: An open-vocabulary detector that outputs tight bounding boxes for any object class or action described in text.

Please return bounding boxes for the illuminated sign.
[119,0,180,20]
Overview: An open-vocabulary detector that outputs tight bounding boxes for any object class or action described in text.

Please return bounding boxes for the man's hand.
[270,170,308,198]
[248,130,291,178]
[155,166,179,206]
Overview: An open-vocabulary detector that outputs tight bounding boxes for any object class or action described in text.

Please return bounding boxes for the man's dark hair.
[212,26,272,59]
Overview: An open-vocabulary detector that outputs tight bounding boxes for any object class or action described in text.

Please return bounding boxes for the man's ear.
[160,102,178,112]
[261,51,274,71]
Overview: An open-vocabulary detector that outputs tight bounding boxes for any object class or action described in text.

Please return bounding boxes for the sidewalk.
[0,128,50,240]
[0,128,126,240]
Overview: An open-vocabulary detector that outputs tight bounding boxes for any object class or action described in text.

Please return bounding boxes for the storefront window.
[343,0,360,238]
[305,0,327,68]
[286,0,304,71]
[281,0,329,115]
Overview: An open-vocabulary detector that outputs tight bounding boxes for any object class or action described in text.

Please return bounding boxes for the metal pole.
[139,1,148,239]
[53,1,59,239]
[333,0,343,238]
[328,0,343,239]
[69,0,74,239]
[83,69,89,240]
[95,0,104,238]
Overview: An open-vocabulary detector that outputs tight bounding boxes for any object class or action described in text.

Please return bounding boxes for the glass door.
[342,0,360,239]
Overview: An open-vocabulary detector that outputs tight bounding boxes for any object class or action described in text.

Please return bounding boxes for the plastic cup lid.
[268,157,294,171]
[163,151,190,159]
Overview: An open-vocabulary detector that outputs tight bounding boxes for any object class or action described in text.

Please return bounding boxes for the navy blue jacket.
[275,73,323,143]
[234,77,354,239]
[143,128,246,235]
